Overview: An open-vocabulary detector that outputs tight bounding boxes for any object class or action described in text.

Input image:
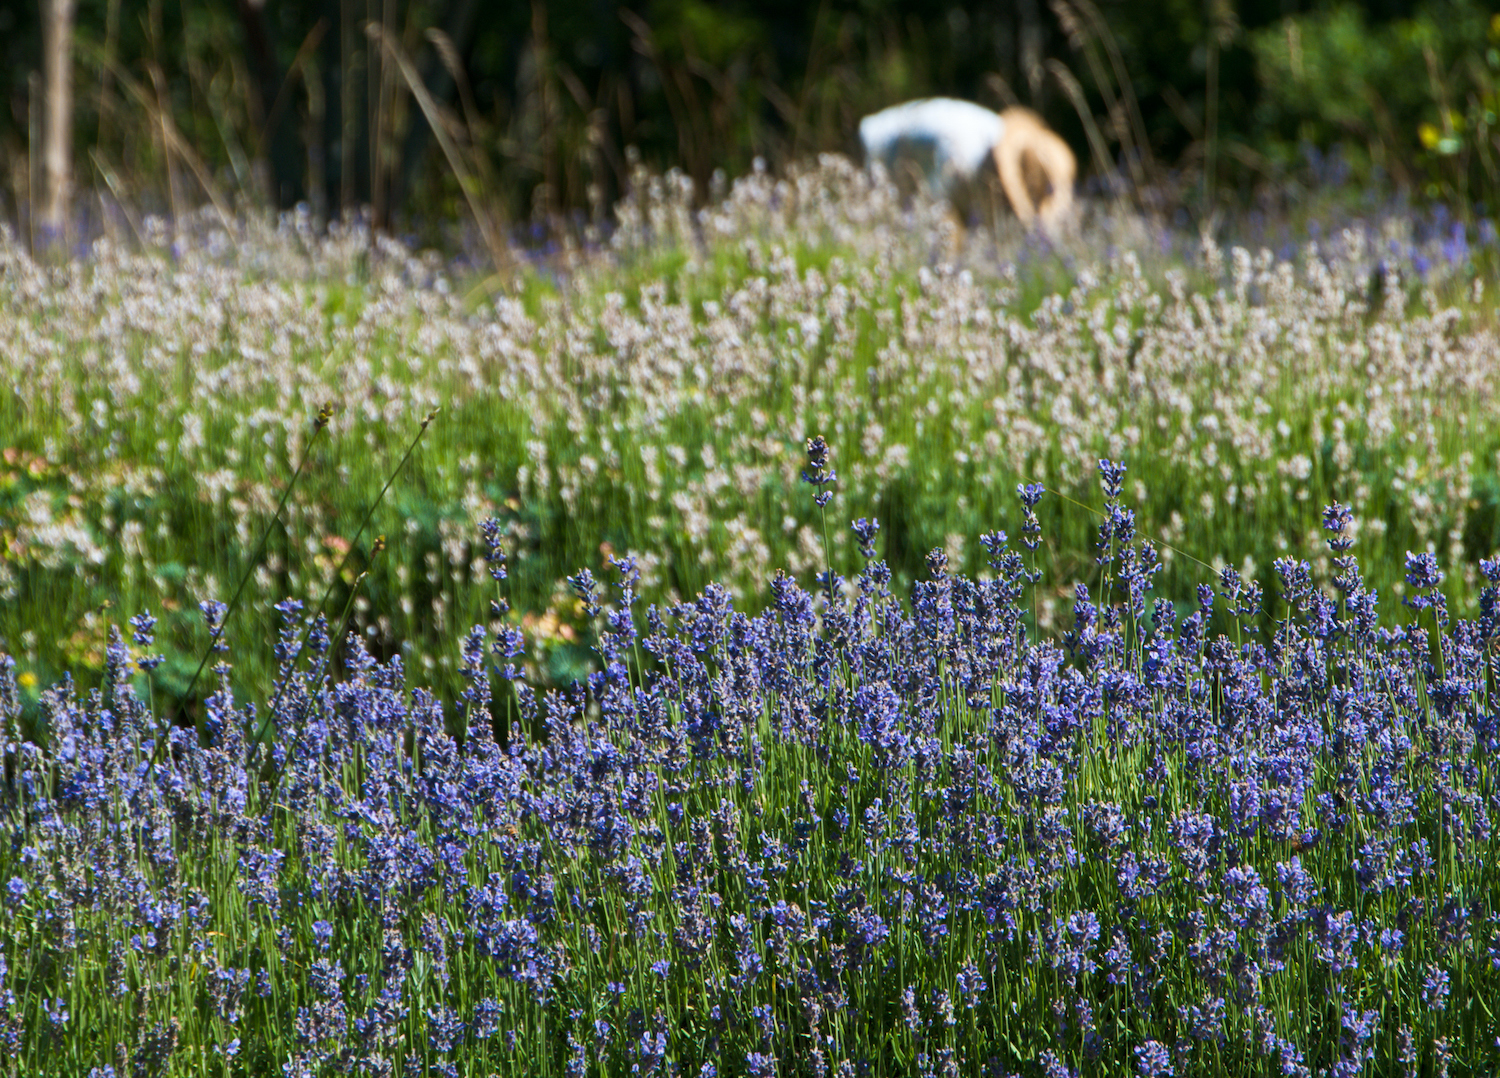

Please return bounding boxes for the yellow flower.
[1418,122,1441,151]
[17,671,37,690]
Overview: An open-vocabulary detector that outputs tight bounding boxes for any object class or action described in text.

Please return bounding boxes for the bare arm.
[994,134,1037,227]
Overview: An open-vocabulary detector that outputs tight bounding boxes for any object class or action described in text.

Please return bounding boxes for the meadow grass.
[2,159,1499,727]
[3,161,1500,1072]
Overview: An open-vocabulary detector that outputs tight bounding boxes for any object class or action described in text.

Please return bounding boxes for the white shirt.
[858,98,1006,193]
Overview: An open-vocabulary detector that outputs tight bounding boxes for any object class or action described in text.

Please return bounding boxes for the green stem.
[148,403,333,773]
[252,408,439,756]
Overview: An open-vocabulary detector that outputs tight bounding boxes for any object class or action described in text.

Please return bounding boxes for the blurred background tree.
[0,0,1495,249]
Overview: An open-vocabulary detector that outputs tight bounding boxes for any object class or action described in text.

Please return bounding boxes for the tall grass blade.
[1046,59,1119,198]
[77,40,240,237]
[365,21,508,271]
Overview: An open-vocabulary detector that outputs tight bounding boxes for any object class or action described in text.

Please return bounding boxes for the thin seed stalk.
[148,402,333,773]
[255,407,438,751]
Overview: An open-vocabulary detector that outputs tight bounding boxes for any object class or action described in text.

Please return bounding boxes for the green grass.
[3,173,1500,1072]
[2,168,1499,735]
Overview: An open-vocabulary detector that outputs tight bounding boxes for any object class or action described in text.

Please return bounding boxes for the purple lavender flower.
[750,1003,777,1042]
[568,568,601,619]
[308,958,345,999]
[1102,929,1135,986]
[473,998,502,1040]
[854,682,911,771]
[136,1020,179,1073]
[1403,551,1445,613]
[1018,483,1045,551]
[199,599,229,654]
[729,913,764,988]
[1221,864,1271,935]
[636,1022,668,1076]
[932,988,956,1029]
[237,848,285,914]
[129,611,165,672]
[1097,459,1127,500]
[271,598,306,667]
[1315,909,1360,975]
[917,882,950,947]
[479,517,509,582]
[1322,503,1354,552]
[307,613,330,655]
[901,984,921,1033]
[979,530,1008,567]
[604,554,640,649]
[1340,1008,1380,1067]
[802,436,836,508]
[1039,1050,1077,1078]
[851,518,880,559]
[1273,557,1315,615]
[207,966,250,1022]
[427,1005,466,1053]
[566,1032,587,1078]
[1178,994,1226,1047]
[1423,964,1451,1010]
[1276,856,1319,908]
[844,904,890,957]
[1049,910,1101,980]
[955,962,986,1008]
[1134,1039,1173,1077]
[1169,812,1220,889]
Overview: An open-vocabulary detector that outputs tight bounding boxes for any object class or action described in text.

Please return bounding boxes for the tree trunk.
[40,0,76,254]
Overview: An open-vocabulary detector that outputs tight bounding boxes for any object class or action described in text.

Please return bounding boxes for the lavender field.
[3,161,1500,1075]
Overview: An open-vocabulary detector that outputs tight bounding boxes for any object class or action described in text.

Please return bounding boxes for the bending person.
[858,98,1076,238]
[858,98,1007,202]
[993,106,1077,237]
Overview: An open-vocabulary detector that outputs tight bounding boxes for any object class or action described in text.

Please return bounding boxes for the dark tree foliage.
[0,0,1482,225]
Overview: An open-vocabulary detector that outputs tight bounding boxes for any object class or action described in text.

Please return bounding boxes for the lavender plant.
[3,162,1499,713]
[2,459,1496,1076]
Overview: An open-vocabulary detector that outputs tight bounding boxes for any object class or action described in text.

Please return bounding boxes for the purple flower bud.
[1097,458,1127,501]
[851,517,880,559]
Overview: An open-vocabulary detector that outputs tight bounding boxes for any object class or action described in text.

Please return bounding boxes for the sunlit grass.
[1,162,1498,734]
